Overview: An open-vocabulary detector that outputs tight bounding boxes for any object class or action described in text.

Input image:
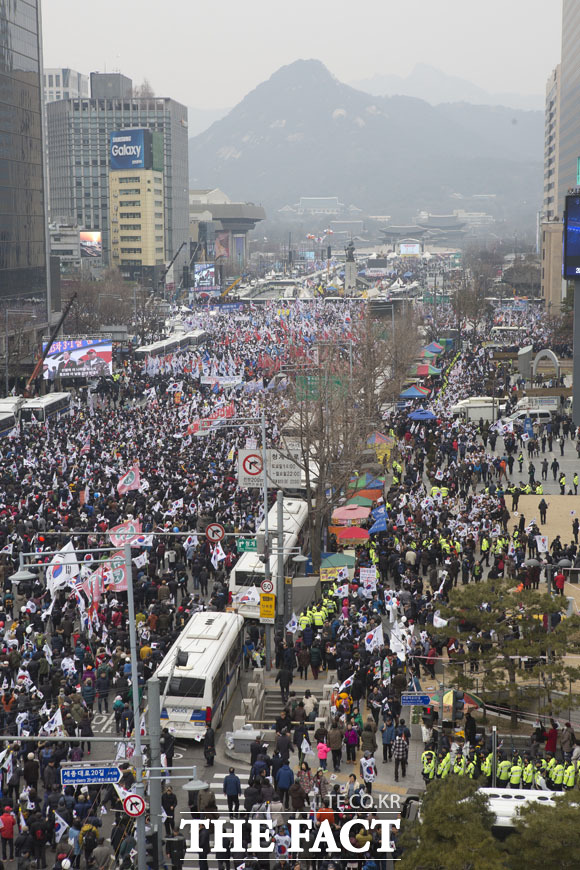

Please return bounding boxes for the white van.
[507,409,553,426]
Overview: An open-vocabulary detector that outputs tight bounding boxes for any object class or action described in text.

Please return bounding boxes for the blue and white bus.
[155,611,245,738]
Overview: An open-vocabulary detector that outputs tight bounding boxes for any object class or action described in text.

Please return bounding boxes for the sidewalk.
[218,668,426,797]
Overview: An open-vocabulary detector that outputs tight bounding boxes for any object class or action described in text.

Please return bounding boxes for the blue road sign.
[401,693,431,706]
[61,766,121,785]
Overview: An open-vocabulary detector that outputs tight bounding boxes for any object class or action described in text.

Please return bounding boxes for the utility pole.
[277,489,285,626]
[261,411,272,668]
[124,543,146,870]
[147,675,164,869]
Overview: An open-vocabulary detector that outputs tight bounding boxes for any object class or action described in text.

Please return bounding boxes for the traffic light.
[257,532,265,555]
[145,830,159,870]
[452,690,465,722]
[182,265,190,289]
[422,705,437,728]
[327,245,332,260]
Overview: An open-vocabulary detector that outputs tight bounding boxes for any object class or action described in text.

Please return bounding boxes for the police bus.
[228,498,309,618]
[21,393,71,423]
[155,611,245,739]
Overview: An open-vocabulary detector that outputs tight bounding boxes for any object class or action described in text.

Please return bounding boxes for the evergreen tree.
[398,779,507,870]
[435,577,580,725]
[505,792,579,870]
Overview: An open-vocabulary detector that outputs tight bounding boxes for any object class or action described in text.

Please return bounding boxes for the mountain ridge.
[188,59,543,227]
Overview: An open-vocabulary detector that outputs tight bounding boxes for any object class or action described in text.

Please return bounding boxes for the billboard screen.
[399,243,421,257]
[79,231,102,259]
[563,194,580,278]
[194,263,216,288]
[110,130,147,170]
[42,338,113,380]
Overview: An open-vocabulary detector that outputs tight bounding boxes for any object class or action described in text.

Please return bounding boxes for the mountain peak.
[265,58,336,88]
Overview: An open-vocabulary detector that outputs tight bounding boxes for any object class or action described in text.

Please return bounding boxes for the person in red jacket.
[545,719,559,754]
[0,805,16,860]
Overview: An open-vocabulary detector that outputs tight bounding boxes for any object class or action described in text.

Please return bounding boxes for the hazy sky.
[42,0,562,110]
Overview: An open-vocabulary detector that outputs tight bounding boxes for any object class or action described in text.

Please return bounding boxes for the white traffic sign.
[205,522,225,543]
[238,448,301,488]
[269,449,302,488]
[238,450,264,487]
[260,579,274,594]
[123,793,146,818]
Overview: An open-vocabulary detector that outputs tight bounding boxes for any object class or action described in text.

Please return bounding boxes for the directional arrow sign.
[401,693,431,706]
[238,450,264,486]
[123,793,146,818]
[61,765,122,785]
[205,522,225,543]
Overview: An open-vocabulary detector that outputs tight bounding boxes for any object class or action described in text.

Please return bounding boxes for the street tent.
[346,496,374,507]
[356,488,384,501]
[399,385,431,399]
[409,364,442,377]
[320,553,356,569]
[349,473,386,489]
[425,341,445,354]
[337,527,370,543]
[366,432,390,447]
[331,505,371,525]
[419,349,437,359]
[409,408,437,421]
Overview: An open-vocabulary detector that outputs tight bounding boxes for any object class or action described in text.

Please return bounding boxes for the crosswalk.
[180,770,250,869]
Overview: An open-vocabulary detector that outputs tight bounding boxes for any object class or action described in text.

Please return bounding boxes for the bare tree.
[133,79,155,98]
[63,269,134,334]
[277,311,419,570]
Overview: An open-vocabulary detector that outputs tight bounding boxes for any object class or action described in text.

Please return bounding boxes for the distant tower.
[344,239,357,295]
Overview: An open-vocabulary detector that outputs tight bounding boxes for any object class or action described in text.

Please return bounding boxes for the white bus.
[155,611,245,738]
[0,413,17,438]
[21,393,71,423]
[229,498,309,618]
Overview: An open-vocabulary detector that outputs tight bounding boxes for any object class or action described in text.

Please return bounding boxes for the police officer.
[509,757,523,789]
[466,753,479,779]
[563,761,576,791]
[522,755,534,790]
[421,749,436,784]
[550,758,564,791]
[453,753,466,777]
[496,751,511,787]
[436,751,451,779]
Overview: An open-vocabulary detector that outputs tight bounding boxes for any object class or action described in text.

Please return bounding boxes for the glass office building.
[47,75,189,279]
[0,0,49,312]
[558,0,580,215]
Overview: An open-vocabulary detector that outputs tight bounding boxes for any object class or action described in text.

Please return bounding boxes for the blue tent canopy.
[399,385,431,399]
[409,408,437,421]
[424,342,445,354]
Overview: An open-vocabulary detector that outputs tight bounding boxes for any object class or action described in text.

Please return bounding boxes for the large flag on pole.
[117,465,141,496]
[46,542,79,595]
[364,624,384,653]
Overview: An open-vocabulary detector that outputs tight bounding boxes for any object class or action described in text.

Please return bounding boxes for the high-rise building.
[543,65,560,221]
[0,0,51,319]
[557,0,580,215]
[43,67,89,103]
[108,129,166,281]
[46,73,189,282]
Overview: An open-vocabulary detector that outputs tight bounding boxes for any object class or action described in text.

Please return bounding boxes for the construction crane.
[157,242,187,295]
[220,275,245,299]
[23,293,77,397]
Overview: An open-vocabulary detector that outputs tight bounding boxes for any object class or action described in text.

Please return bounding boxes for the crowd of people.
[0,292,576,868]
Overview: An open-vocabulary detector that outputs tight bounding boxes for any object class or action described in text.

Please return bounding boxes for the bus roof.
[155,611,244,680]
